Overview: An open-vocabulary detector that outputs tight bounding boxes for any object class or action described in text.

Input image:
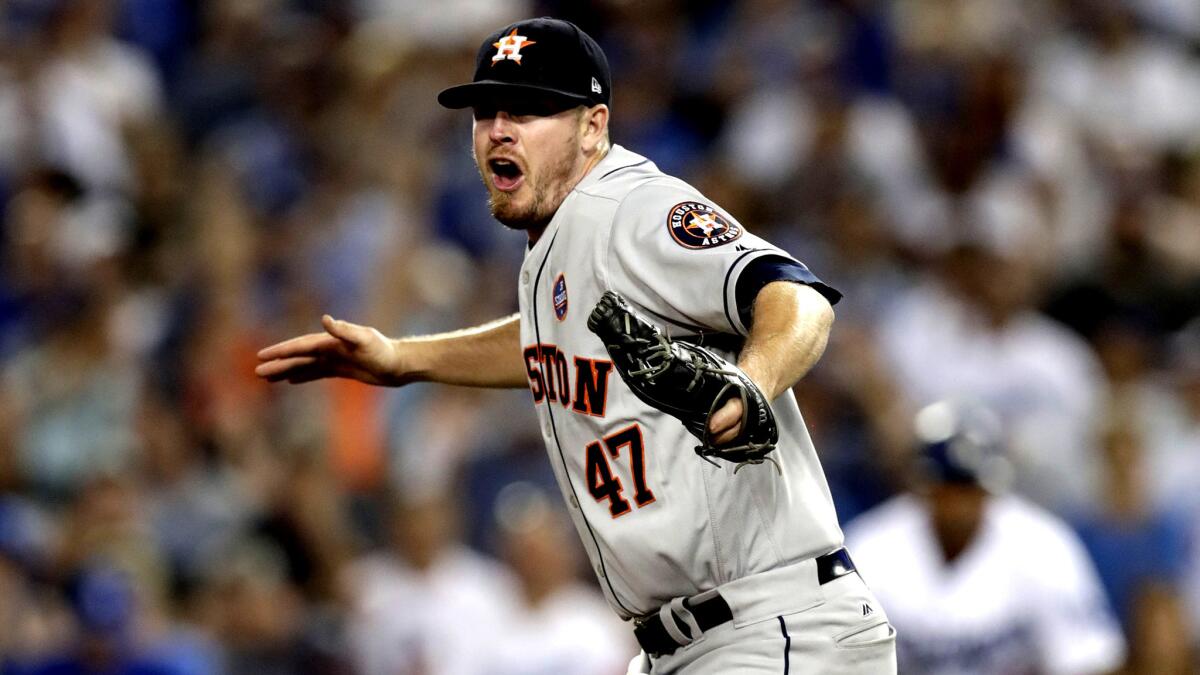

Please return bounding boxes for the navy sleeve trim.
[722,250,762,335]
[735,255,842,329]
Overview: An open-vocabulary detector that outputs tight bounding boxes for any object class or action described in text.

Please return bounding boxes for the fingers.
[257,315,382,385]
[708,398,744,445]
[256,315,368,363]
[280,364,339,385]
[322,314,370,348]
[255,356,320,381]
[255,355,367,385]
[256,332,341,361]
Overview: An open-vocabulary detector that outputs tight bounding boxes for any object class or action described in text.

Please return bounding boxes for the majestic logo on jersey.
[667,201,743,249]
[492,29,536,65]
[553,274,568,320]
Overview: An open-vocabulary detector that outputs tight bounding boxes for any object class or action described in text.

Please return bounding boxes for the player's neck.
[525,145,611,246]
[933,516,983,565]
[582,143,610,177]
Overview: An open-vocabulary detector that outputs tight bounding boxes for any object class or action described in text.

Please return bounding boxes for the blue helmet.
[913,400,1011,491]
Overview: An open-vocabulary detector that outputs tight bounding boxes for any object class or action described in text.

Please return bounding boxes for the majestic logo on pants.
[667,202,743,249]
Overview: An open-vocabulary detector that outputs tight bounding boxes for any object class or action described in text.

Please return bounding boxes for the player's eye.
[475,98,576,120]
[506,100,557,117]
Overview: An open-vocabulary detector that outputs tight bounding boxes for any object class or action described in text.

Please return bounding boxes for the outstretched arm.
[256,313,527,389]
[709,282,834,443]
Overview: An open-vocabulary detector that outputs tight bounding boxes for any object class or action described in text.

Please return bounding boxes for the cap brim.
[437,81,591,109]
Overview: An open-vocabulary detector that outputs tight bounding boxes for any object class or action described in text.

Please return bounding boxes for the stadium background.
[0,0,1198,672]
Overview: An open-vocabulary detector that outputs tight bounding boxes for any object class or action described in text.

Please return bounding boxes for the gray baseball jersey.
[517,144,844,619]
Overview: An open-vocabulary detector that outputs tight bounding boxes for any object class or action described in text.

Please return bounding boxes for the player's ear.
[580,104,609,154]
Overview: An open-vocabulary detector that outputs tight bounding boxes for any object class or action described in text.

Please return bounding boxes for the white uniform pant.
[630,573,897,674]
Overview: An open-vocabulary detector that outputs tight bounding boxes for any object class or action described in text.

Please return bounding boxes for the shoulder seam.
[598,158,650,181]
[570,190,621,204]
[598,177,687,292]
[574,173,685,202]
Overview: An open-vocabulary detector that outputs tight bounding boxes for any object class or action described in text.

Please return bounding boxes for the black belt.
[633,548,857,657]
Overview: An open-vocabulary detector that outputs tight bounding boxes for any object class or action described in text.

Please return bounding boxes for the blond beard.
[482,129,582,231]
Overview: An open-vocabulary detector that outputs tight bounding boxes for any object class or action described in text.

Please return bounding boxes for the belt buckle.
[631,614,654,644]
[631,614,670,658]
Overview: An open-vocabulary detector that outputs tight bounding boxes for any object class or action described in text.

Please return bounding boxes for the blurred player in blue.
[845,400,1127,674]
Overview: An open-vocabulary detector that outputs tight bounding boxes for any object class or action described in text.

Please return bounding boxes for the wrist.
[737,358,781,400]
[388,338,426,385]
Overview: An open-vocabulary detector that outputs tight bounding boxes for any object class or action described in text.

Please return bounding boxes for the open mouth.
[488,158,525,192]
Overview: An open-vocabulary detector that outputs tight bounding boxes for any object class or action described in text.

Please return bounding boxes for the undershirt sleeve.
[733,255,842,330]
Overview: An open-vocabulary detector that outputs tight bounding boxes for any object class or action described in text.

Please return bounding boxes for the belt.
[633,548,857,657]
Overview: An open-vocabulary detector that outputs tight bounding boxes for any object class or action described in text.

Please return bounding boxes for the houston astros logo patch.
[553,274,568,320]
[668,202,743,249]
[492,29,536,65]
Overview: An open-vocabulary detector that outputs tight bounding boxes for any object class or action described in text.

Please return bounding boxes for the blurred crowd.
[0,0,1197,673]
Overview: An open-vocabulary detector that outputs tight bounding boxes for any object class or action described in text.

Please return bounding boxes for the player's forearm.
[398,314,527,388]
[737,282,834,400]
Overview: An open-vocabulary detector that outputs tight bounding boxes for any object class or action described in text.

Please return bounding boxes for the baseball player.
[257,18,895,673]
[844,400,1127,674]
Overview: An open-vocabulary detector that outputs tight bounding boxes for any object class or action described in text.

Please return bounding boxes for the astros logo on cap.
[492,29,536,65]
[667,201,743,249]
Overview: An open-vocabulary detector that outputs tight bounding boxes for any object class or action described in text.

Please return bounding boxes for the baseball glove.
[587,291,778,471]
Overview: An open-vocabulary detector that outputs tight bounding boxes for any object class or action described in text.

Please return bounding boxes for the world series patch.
[667,202,743,249]
[553,273,568,320]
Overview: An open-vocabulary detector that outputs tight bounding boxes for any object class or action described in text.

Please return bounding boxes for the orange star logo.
[687,212,720,236]
[492,28,536,65]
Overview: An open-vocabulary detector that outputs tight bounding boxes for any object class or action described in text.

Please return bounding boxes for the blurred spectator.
[487,483,634,675]
[1143,320,1200,512]
[343,491,518,675]
[36,0,164,194]
[354,0,531,46]
[1122,583,1194,675]
[8,563,217,675]
[1029,1,1200,161]
[0,521,72,670]
[845,400,1127,674]
[1160,321,1200,651]
[3,291,140,499]
[1074,423,1191,633]
[136,391,248,591]
[795,327,912,523]
[193,537,333,675]
[459,420,559,554]
[876,231,1108,511]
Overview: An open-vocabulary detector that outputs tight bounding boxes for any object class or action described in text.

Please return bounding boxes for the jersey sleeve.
[1028,519,1128,674]
[605,181,839,336]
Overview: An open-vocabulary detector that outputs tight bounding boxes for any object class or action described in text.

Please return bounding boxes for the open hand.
[255,315,402,386]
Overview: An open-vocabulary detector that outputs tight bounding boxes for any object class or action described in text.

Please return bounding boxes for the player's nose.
[487,112,517,144]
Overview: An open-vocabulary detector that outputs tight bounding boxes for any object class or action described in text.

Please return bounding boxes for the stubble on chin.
[488,191,540,231]
[482,133,581,231]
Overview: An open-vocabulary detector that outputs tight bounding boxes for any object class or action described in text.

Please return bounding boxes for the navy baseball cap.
[913,400,1010,489]
[438,17,611,110]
